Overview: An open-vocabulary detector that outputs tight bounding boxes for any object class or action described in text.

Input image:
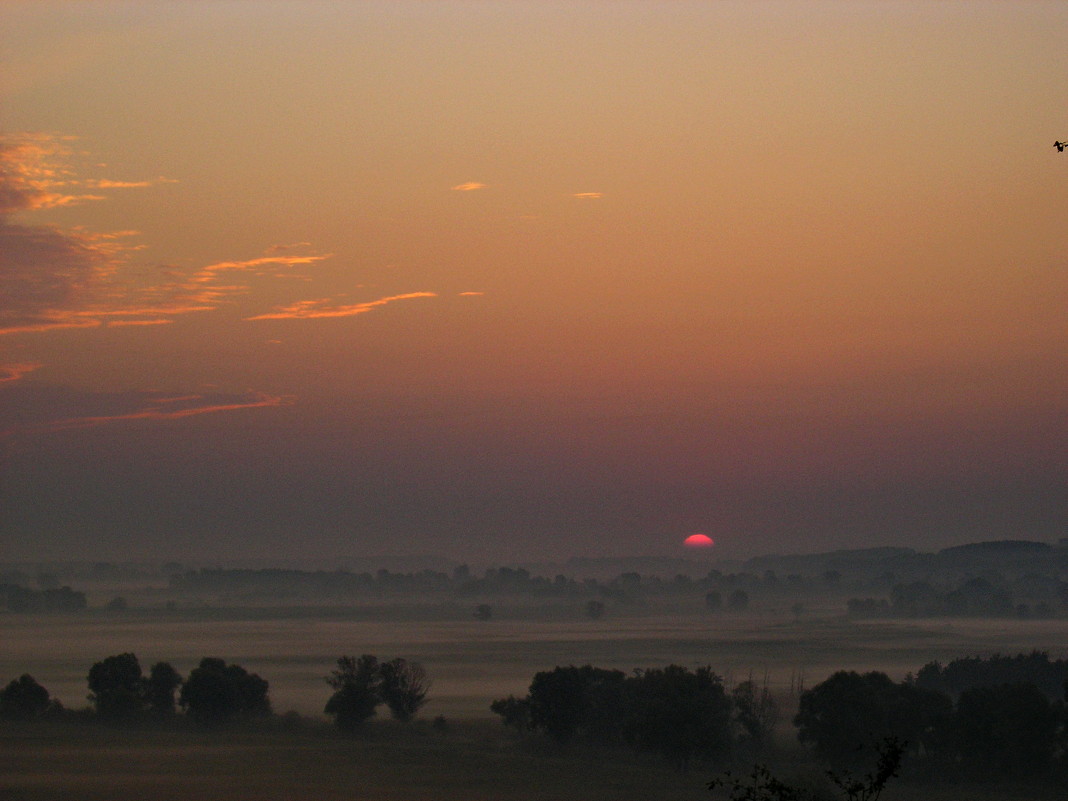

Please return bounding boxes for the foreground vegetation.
[3,543,1067,799]
[3,649,1068,800]
[2,714,1065,801]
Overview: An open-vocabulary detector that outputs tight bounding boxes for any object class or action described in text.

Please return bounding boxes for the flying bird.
[1056,141,1067,152]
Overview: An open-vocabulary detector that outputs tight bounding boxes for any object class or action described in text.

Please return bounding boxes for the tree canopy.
[179,657,270,727]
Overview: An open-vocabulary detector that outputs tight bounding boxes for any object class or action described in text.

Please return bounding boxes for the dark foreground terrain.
[1,718,1062,801]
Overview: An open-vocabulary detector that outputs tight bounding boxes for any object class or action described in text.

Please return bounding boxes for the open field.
[3,607,1067,718]
[3,606,1067,800]
[1,718,1062,801]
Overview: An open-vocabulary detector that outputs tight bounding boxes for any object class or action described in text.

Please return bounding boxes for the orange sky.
[1,1,1066,563]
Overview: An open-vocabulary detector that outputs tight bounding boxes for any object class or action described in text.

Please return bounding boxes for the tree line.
[492,665,776,770]
[0,652,430,731]
[4,649,1068,784]
[493,652,1068,782]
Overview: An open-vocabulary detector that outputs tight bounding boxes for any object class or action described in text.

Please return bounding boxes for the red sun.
[683,533,715,548]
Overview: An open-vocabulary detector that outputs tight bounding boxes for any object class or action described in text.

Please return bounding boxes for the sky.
[1,1,1065,564]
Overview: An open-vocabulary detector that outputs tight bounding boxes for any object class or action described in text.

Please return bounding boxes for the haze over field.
[1,1,1066,564]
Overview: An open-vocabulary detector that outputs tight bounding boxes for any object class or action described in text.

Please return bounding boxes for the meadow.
[3,599,1067,800]
[4,602,1068,718]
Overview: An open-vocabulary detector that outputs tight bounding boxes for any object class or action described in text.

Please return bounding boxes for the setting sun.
[683,534,715,549]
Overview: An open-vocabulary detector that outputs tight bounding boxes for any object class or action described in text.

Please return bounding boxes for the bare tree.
[379,658,431,722]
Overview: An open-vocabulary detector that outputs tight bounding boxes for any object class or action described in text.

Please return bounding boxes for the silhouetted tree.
[324,654,381,731]
[727,589,749,611]
[953,682,1058,779]
[378,658,430,722]
[585,600,606,620]
[5,585,87,613]
[733,678,779,756]
[490,695,532,730]
[526,665,627,744]
[474,603,492,620]
[915,651,1068,700]
[495,662,736,767]
[145,662,182,717]
[705,591,722,611]
[0,674,51,720]
[625,664,733,769]
[88,653,145,720]
[179,657,270,727]
[794,671,950,769]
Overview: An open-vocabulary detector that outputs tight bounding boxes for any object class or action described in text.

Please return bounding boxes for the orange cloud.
[451,182,486,191]
[104,319,175,328]
[246,292,437,321]
[265,241,312,254]
[87,179,154,189]
[0,362,41,383]
[458,291,485,296]
[0,134,110,212]
[572,192,603,199]
[13,391,293,436]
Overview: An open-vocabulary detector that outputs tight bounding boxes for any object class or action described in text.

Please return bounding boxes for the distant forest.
[3,538,1068,619]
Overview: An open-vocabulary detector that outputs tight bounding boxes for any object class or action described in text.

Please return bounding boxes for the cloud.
[0,134,98,212]
[0,384,292,437]
[572,192,604,199]
[458,291,485,296]
[0,147,332,335]
[451,182,487,191]
[246,292,437,321]
[0,134,165,335]
[0,363,41,383]
[104,318,175,328]
[0,221,124,335]
[87,179,154,189]
[265,241,312,254]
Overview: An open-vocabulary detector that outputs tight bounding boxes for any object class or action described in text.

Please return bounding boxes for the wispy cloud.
[0,362,41,383]
[458,291,485,296]
[104,318,175,328]
[0,134,167,336]
[265,241,312,254]
[87,179,154,189]
[572,192,603,199]
[452,182,486,192]
[0,222,127,335]
[246,292,437,321]
[43,392,292,432]
[0,134,101,212]
[0,136,332,334]
[0,385,292,437]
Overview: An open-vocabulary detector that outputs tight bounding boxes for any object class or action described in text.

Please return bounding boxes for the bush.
[493,663,734,768]
[794,671,951,770]
[0,674,51,720]
[87,653,145,721]
[324,655,381,731]
[180,657,270,727]
[953,682,1058,779]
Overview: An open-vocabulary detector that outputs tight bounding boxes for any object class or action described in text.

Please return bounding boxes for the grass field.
[2,717,1063,801]
[2,606,1067,799]
[3,607,1067,718]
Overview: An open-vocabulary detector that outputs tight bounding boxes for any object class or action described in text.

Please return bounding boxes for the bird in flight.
[1056,141,1067,152]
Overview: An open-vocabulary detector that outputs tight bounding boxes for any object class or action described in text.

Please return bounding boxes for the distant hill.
[938,540,1052,556]
[744,547,918,574]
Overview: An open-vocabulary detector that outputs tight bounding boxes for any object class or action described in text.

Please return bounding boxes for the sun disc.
[683,533,714,548]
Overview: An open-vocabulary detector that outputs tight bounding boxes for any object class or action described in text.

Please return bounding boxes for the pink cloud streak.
[25,393,293,434]
[245,292,437,321]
